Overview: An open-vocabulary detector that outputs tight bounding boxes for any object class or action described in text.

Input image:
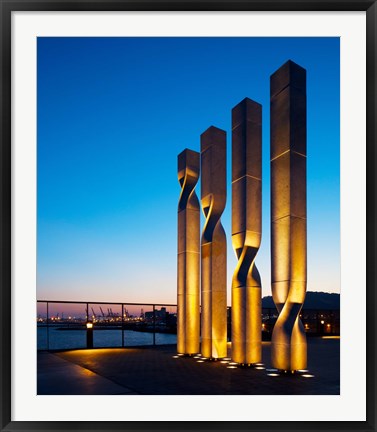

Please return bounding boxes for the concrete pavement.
[38,337,340,395]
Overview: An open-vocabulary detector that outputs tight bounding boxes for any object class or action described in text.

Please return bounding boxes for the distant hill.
[262,291,340,310]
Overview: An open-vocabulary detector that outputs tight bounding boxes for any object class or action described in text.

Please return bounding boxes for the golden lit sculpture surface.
[200,126,227,359]
[231,98,262,365]
[270,60,307,371]
[177,149,200,354]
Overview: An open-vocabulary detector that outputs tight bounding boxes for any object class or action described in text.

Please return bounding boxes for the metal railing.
[260,308,340,337]
[37,300,177,351]
[37,300,340,351]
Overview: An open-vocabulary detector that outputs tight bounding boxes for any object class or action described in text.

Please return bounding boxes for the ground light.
[86,321,93,348]
[266,369,315,378]
[186,352,315,377]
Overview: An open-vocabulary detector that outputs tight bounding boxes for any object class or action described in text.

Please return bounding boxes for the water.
[37,326,177,350]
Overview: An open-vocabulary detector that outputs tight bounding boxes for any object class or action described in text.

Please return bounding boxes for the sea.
[37,326,177,350]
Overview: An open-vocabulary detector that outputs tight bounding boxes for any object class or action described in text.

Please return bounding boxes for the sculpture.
[177,149,200,355]
[200,126,227,359]
[231,98,262,365]
[270,60,307,371]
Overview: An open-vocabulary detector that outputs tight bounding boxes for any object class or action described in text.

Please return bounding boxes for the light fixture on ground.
[86,321,93,348]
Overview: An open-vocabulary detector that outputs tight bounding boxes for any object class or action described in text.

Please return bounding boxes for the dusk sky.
[37,37,340,304]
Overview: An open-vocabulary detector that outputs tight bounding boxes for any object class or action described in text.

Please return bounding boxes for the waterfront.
[37,326,177,350]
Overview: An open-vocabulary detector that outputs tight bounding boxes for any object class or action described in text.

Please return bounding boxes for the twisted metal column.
[270,60,307,371]
[231,98,262,365]
[177,149,200,355]
[200,127,227,359]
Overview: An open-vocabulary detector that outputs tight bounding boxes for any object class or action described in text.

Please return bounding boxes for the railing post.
[153,305,156,346]
[122,304,124,348]
[329,311,334,334]
[46,302,50,351]
[226,306,232,341]
[86,303,93,348]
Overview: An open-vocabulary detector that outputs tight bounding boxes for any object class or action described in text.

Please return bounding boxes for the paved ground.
[38,337,339,395]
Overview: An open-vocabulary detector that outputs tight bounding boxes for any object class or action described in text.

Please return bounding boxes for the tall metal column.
[177,149,200,354]
[231,98,262,365]
[270,60,307,371]
[200,126,227,359]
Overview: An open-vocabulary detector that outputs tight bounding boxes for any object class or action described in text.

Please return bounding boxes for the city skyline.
[37,36,340,304]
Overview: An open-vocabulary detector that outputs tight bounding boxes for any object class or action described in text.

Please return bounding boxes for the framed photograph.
[1,0,375,431]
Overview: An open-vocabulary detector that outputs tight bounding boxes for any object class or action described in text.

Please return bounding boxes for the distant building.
[145,307,167,321]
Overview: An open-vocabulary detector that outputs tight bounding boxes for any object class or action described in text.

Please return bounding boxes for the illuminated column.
[231,98,262,365]
[177,149,200,354]
[200,126,227,359]
[270,60,307,371]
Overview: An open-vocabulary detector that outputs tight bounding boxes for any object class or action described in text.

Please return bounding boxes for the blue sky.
[37,37,340,304]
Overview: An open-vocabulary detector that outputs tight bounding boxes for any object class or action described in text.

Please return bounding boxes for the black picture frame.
[1,1,376,431]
